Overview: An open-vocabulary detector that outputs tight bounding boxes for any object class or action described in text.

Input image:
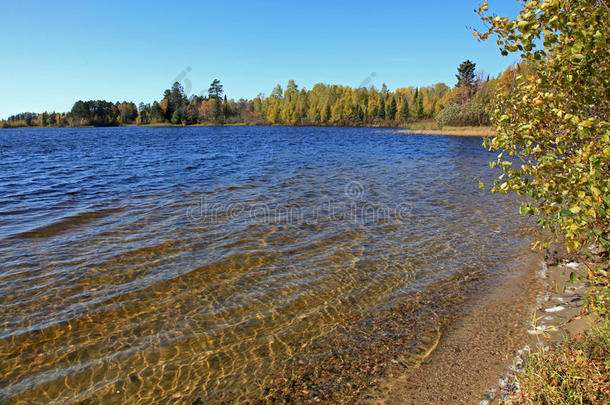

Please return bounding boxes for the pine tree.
[456,60,476,89]
[377,96,386,119]
[352,104,363,122]
[285,80,298,99]
[412,88,420,119]
[208,79,224,101]
[171,110,181,125]
[386,97,397,120]
[41,112,49,126]
[381,83,389,95]
[456,60,476,103]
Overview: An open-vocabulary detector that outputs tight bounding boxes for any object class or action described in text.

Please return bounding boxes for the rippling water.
[0,126,533,404]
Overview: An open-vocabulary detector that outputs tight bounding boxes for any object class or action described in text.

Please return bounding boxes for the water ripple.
[0,126,534,403]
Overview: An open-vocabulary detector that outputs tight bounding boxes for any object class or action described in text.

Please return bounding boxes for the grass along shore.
[505,252,610,404]
[394,125,495,137]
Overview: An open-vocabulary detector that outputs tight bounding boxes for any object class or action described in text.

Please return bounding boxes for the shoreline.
[224,247,547,404]
[365,251,596,404]
[392,127,495,137]
[0,123,494,136]
[365,251,544,404]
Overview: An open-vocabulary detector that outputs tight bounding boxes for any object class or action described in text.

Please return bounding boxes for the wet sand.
[364,252,597,404]
[364,253,544,404]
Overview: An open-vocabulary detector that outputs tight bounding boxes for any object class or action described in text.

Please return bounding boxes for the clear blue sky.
[0,0,522,119]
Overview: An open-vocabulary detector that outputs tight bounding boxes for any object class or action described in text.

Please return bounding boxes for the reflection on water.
[0,127,532,403]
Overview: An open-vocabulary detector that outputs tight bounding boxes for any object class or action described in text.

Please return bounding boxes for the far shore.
[1,122,495,135]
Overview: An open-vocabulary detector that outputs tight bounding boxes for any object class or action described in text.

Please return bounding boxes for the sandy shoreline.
[364,252,543,404]
[363,251,596,404]
[393,127,495,137]
[234,249,580,404]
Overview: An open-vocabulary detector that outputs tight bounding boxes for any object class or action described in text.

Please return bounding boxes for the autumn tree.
[270,84,283,100]
[476,0,609,310]
[117,102,138,124]
[285,80,298,100]
[320,100,331,122]
[10,72,494,128]
[399,97,410,122]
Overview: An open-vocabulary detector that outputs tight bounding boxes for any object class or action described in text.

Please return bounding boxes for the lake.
[0,126,534,403]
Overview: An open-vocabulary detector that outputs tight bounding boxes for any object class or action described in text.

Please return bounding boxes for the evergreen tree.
[170,82,186,109]
[150,101,164,122]
[386,97,397,120]
[377,96,386,119]
[456,60,476,88]
[412,88,420,119]
[417,94,424,118]
[171,110,182,125]
[208,79,224,101]
[352,104,363,122]
[456,60,476,103]
[381,83,389,96]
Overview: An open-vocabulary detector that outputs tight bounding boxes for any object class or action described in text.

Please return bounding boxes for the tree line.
[2,61,506,128]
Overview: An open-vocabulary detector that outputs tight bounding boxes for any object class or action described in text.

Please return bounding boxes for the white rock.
[539,261,548,278]
[515,356,524,369]
[545,305,565,313]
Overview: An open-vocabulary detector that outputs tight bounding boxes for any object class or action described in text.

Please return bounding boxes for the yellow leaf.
[569,206,581,214]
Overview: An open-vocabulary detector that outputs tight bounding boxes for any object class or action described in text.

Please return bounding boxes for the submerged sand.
[364,253,596,404]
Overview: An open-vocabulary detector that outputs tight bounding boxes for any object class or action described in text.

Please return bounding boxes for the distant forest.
[2,61,518,129]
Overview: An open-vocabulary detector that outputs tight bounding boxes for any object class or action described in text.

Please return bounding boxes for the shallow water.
[0,126,532,403]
